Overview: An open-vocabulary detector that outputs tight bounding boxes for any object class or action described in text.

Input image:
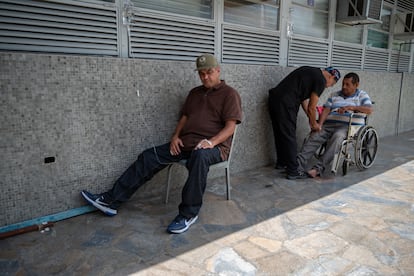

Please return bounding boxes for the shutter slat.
[130,37,213,48]
[0,43,116,54]
[0,25,117,39]
[0,19,116,34]
[1,37,117,50]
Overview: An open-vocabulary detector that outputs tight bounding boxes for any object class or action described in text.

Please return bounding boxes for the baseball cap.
[325,66,341,82]
[195,54,219,71]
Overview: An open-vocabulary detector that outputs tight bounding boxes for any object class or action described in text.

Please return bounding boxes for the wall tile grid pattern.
[0,52,413,226]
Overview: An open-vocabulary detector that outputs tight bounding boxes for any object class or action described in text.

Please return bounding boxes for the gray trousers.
[297,123,348,176]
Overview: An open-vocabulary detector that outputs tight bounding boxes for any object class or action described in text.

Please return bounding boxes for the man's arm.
[337,105,373,115]
[195,120,237,150]
[318,106,331,125]
[301,99,309,117]
[170,115,187,155]
[307,92,320,131]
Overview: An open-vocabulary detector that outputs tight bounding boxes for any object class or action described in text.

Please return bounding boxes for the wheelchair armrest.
[350,112,368,118]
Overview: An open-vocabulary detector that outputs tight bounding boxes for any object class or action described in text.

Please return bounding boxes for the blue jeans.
[108,143,222,218]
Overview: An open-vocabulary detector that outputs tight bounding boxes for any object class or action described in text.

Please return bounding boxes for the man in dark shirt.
[81,54,242,234]
[268,66,340,179]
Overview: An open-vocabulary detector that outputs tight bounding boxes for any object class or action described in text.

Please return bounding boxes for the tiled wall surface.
[1,53,413,226]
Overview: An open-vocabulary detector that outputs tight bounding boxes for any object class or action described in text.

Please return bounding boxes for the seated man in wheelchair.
[297,72,373,178]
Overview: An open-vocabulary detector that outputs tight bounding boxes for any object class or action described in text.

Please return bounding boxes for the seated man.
[81,54,242,234]
[297,72,373,178]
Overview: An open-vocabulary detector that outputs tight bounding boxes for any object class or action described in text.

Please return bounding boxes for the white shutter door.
[0,0,118,55]
[332,42,363,70]
[390,51,410,72]
[128,11,215,60]
[397,0,414,11]
[222,24,279,64]
[364,48,389,71]
[288,38,329,68]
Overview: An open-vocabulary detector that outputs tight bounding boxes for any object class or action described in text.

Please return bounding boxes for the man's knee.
[141,147,156,159]
[188,148,220,168]
[190,149,210,162]
[331,131,346,142]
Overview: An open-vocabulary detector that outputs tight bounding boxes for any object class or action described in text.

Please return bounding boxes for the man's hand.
[310,122,321,132]
[194,139,213,150]
[170,136,184,155]
[337,105,373,115]
[337,106,353,114]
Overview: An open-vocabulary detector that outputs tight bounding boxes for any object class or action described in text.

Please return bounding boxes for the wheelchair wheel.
[355,126,378,170]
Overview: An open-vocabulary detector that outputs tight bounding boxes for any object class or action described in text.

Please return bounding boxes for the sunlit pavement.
[1,131,414,275]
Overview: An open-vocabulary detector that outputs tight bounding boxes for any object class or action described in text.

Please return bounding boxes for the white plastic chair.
[164,126,238,204]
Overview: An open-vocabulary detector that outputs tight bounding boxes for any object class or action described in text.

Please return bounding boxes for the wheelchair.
[314,111,379,176]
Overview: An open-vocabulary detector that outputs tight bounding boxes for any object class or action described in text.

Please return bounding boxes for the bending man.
[268,66,340,179]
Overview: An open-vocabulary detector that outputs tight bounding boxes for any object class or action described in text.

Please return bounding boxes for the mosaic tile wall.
[0,53,413,226]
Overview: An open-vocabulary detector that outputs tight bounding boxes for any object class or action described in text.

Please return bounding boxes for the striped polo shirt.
[324,89,372,125]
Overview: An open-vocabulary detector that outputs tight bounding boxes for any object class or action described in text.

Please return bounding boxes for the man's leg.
[275,104,300,177]
[268,96,284,167]
[297,129,330,173]
[109,143,180,202]
[82,143,180,215]
[167,147,221,234]
[179,147,222,218]
[320,125,348,176]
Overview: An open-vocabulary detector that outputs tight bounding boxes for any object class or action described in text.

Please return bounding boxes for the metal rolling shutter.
[332,42,363,70]
[222,24,279,65]
[128,11,215,61]
[397,0,414,12]
[364,48,389,71]
[390,51,410,72]
[0,0,118,55]
[288,38,329,68]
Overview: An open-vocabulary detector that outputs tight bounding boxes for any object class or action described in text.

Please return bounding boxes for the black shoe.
[286,171,309,180]
[81,190,119,216]
[275,164,287,170]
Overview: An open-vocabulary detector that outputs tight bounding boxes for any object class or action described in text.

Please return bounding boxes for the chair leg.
[225,167,231,200]
[165,164,173,204]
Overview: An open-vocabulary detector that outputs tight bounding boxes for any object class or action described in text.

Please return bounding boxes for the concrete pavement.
[1,131,414,275]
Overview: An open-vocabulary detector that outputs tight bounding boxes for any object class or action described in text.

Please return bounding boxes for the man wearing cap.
[268,66,340,179]
[297,72,373,178]
[81,54,242,234]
